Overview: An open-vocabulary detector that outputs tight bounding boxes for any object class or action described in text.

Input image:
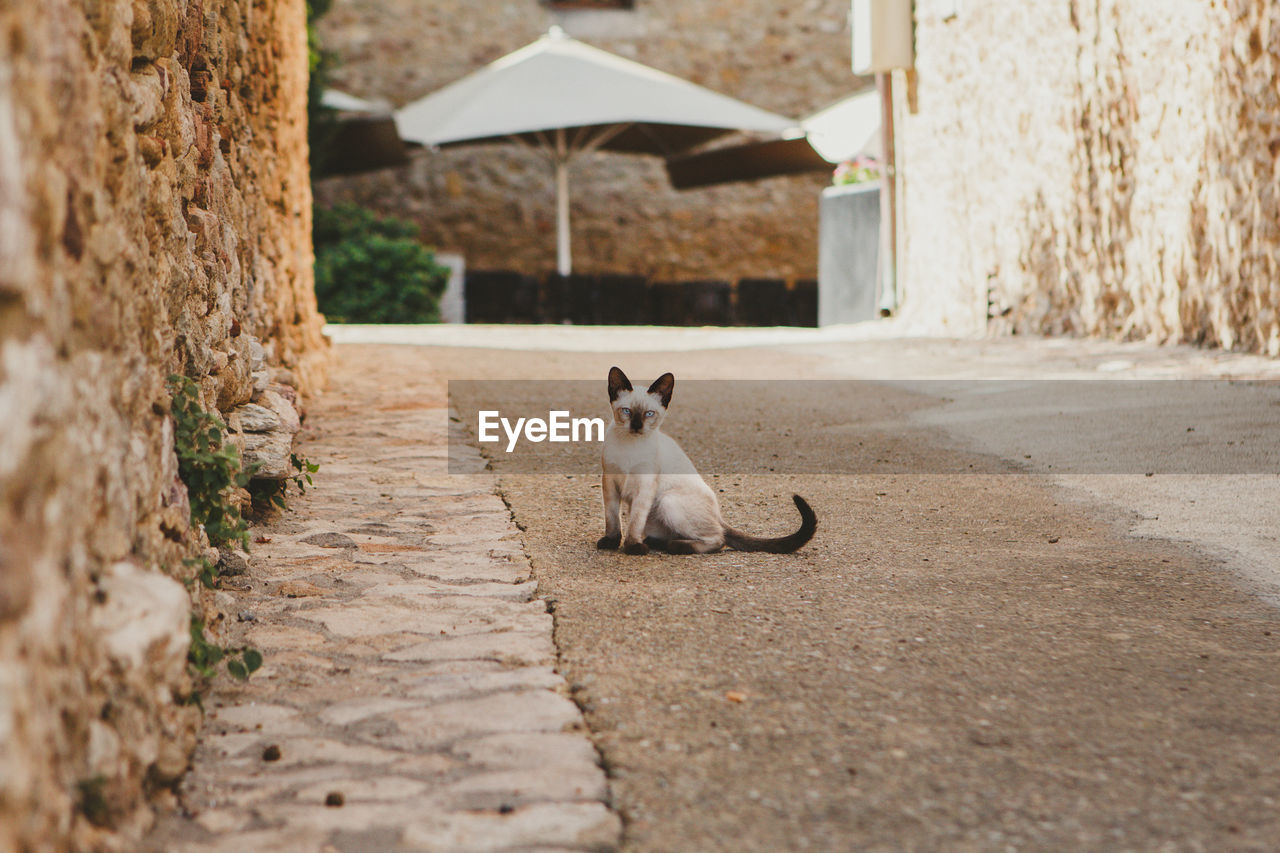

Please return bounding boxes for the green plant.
[169,377,267,692]
[168,375,251,550]
[75,776,111,827]
[313,204,450,324]
[189,616,263,685]
[248,453,320,511]
[184,555,219,590]
[293,453,320,490]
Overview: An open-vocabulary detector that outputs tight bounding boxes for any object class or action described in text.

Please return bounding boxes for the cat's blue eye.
[645,410,656,418]
[620,408,631,416]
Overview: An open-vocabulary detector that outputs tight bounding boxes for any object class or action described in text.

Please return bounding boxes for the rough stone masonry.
[899,0,1280,354]
[0,0,326,850]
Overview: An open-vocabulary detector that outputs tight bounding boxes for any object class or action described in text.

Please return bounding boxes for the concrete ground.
[158,325,1280,851]
[334,323,1280,599]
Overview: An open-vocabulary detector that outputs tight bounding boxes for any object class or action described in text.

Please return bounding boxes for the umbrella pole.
[556,158,571,276]
[555,129,571,276]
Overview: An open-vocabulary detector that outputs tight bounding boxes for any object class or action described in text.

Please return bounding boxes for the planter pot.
[818,182,881,326]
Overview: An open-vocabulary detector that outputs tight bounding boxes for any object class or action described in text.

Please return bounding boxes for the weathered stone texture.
[0,0,325,849]
[901,0,1280,355]
[314,0,853,281]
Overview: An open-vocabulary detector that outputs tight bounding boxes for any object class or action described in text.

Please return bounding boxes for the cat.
[596,366,817,555]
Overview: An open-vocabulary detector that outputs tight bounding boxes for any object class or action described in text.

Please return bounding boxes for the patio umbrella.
[394,27,795,274]
[666,89,881,189]
[313,90,417,179]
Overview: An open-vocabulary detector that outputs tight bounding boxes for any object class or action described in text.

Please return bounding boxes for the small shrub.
[188,616,263,689]
[168,375,251,549]
[75,776,111,827]
[313,204,450,323]
[169,377,268,692]
[248,453,320,513]
[184,555,219,590]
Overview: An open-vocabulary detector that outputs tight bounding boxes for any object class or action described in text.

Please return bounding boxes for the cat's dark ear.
[608,366,632,401]
[647,373,674,407]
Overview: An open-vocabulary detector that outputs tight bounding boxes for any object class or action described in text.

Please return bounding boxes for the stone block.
[401,801,622,853]
[242,429,295,479]
[234,402,279,433]
[377,690,585,750]
[383,630,556,668]
[452,731,602,772]
[437,766,609,811]
[92,560,190,679]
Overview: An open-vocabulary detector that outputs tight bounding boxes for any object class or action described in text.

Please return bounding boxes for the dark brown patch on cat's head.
[647,372,674,408]
[608,366,632,402]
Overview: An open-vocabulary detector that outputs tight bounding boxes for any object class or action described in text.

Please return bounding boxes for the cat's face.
[608,367,673,435]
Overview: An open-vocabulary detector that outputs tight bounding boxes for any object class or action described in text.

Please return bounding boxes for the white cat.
[597,367,816,555]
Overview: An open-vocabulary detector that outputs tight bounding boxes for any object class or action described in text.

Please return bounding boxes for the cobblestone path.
[147,348,620,852]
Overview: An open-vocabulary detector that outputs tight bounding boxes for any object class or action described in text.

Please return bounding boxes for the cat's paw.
[622,541,650,556]
[596,534,621,550]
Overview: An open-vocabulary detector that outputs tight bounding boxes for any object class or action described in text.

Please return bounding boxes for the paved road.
[152,329,1280,852]
[416,332,1280,852]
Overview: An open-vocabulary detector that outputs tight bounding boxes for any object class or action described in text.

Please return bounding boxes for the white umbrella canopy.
[803,88,881,163]
[666,89,882,190]
[395,27,796,274]
[321,89,393,115]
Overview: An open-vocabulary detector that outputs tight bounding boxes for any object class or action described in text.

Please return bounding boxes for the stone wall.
[899,0,1280,355]
[0,0,325,849]
[314,0,855,281]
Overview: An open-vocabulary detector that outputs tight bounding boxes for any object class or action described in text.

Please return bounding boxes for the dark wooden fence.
[464,271,818,327]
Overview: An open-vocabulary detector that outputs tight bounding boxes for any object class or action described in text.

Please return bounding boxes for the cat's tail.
[723,495,817,554]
